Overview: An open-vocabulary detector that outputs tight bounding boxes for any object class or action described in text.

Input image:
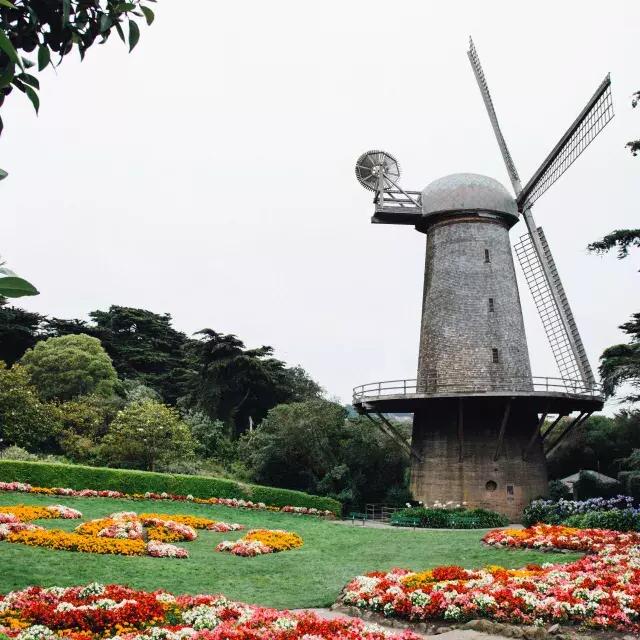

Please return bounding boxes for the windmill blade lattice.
[517,75,613,209]
[467,37,521,192]
[514,228,596,386]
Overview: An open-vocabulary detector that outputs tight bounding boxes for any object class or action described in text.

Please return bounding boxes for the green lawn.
[0,493,581,608]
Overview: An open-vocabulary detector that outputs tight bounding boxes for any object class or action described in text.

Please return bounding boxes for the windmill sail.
[517,75,613,210]
[467,36,606,389]
[514,226,595,386]
[467,37,521,193]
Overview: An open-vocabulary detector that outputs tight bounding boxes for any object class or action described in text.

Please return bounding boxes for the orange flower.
[244,529,303,551]
[7,529,146,555]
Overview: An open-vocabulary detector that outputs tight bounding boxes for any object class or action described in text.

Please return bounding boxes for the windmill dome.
[421,173,518,218]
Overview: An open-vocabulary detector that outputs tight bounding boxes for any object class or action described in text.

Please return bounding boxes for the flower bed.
[2,509,189,558]
[138,512,244,532]
[0,583,419,640]
[0,481,334,517]
[522,495,636,527]
[216,529,303,556]
[337,525,640,632]
[0,504,82,521]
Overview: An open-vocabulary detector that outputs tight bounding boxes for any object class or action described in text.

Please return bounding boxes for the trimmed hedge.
[0,460,342,515]
[391,507,508,529]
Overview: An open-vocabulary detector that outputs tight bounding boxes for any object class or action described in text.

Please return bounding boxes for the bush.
[0,446,39,461]
[0,362,62,451]
[20,334,118,401]
[101,400,196,472]
[563,509,640,532]
[0,460,341,514]
[522,495,635,527]
[573,470,621,499]
[391,506,508,529]
[629,474,640,501]
[548,479,572,501]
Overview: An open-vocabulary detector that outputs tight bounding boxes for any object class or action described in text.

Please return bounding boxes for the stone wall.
[417,216,532,393]
[410,398,548,520]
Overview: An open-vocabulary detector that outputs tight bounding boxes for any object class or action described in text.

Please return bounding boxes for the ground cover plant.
[338,524,640,632]
[0,492,580,610]
[391,505,508,529]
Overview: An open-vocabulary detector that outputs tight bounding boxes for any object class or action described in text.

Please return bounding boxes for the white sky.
[2,1,639,413]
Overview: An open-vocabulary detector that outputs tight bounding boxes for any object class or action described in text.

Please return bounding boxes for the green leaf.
[116,2,137,12]
[128,19,140,52]
[0,276,39,298]
[0,62,14,89]
[114,21,125,43]
[99,14,112,33]
[0,167,8,180]
[141,6,154,24]
[0,0,16,7]
[0,29,20,68]
[24,85,39,113]
[62,0,70,26]
[17,72,39,89]
[37,45,50,71]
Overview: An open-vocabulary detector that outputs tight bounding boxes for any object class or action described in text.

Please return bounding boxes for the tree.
[598,314,640,402]
[43,306,194,404]
[588,229,640,401]
[588,229,640,261]
[238,400,410,510]
[87,306,193,404]
[0,361,61,451]
[20,333,118,401]
[185,329,322,437]
[101,399,195,471]
[0,0,156,134]
[627,91,640,156]
[0,297,43,364]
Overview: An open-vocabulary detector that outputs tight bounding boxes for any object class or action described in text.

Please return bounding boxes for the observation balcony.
[352,376,604,415]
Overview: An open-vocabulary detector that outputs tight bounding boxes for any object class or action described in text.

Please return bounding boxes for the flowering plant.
[338,525,640,632]
[0,481,334,517]
[215,529,303,556]
[0,584,419,640]
[522,495,636,526]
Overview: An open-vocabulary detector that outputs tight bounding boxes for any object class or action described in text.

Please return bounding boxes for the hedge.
[0,460,342,515]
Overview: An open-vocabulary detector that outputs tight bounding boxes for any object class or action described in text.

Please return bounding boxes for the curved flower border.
[0,583,420,640]
[0,481,334,517]
[337,525,640,632]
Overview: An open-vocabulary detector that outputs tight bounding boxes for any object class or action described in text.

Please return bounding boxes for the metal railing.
[365,503,400,522]
[353,376,603,403]
[374,188,422,211]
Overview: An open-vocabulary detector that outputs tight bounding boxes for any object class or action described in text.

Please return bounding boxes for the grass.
[0,492,581,609]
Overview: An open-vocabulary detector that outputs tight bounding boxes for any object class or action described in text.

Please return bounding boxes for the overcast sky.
[2,1,639,412]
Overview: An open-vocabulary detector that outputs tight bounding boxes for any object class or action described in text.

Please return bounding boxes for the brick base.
[409,397,548,521]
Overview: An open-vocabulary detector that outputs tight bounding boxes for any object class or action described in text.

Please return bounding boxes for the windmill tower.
[352,39,612,519]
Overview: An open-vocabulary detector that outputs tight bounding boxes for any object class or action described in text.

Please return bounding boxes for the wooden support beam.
[544,412,591,457]
[362,412,422,462]
[493,399,513,461]
[457,399,464,463]
[541,413,566,443]
[522,412,548,461]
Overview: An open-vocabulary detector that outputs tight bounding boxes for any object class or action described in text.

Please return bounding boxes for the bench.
[390,516,421,529]
[349,512,368,526]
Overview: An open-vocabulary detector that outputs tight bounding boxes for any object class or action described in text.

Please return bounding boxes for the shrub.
[523,495,635,527]
[20,334,119,401]
[0,460,341,514]
[629,473,640,501]
[573,470,621,500]
[391,506,507,529]
[0,445,39,461]
[548,479,572,501]
[0,362,62,451]
[563,509,640,532]
[101,400,196,472]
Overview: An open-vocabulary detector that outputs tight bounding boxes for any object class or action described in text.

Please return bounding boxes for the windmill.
[351,38,612,518]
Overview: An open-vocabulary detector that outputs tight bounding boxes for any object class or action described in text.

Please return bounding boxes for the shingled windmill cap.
[421,173,518,219]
